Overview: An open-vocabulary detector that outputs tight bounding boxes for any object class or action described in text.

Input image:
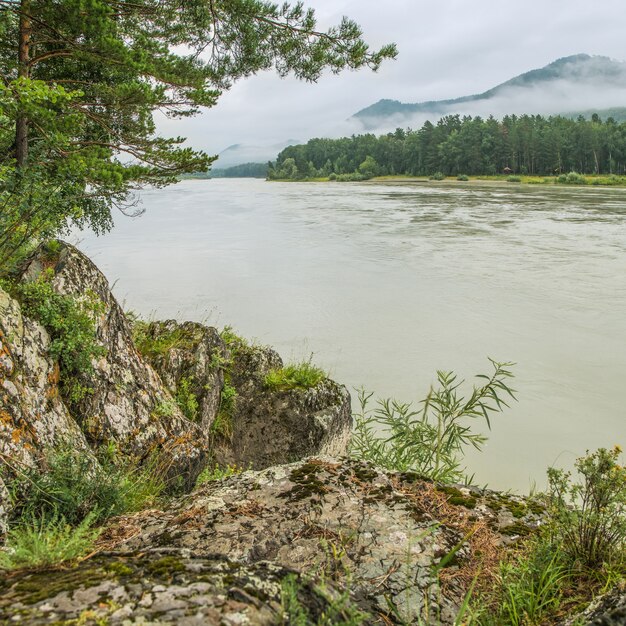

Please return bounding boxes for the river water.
[76,178,626,492]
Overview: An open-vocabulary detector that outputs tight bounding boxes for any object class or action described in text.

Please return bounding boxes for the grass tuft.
[0,512,100,571]
[265,361,326,392]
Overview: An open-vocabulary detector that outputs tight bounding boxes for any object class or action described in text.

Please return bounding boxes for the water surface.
[76,179,626,491]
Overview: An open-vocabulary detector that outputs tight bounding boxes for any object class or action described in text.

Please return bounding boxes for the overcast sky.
[158,0,626,161]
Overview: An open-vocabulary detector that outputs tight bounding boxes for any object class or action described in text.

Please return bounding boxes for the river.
[75,178,626,492]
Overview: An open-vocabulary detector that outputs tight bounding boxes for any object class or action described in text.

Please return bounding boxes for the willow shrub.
[350,359,516,484]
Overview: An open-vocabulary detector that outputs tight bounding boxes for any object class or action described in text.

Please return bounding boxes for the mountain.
[353,54,626,128]
[215,139,301,168]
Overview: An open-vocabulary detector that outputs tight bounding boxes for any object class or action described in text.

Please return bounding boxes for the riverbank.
[269,172,626,187]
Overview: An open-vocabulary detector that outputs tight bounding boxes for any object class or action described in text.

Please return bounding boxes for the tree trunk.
[16,0,31,168]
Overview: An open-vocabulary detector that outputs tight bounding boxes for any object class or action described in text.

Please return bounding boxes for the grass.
[264,360,327,392]
[11,443,165,527]
[131,320,193,359]
[279,573,368,626]
[0,513,100,571]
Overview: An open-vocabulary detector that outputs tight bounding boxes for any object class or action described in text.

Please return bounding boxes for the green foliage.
[547,447,626,570]
[204,162,268,179]
[457,174,469,181]
[195,463,245,487]
[7,269,104,403]
[176,376,199,422]
[557,171,587,185]
[506,175,522,182]
[350,359,516,483]
[477,447,626,625]
[265,360,326,392]
[13,443,164,527]
[429,171,446,180]
[358,155,379,179]
[0,512,100,571]
[220,325,248,350]
[132,321,190,359]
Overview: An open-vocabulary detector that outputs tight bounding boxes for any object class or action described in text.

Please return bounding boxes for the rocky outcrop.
[136,320,226,432]
[561,586,626,626]
[0,285,94,530]
[214,341,352,469]
[138,321,353,471]
[19,243,210,489]
[1,241,355,530]
[0,552,354,625]
[0,458,545,624]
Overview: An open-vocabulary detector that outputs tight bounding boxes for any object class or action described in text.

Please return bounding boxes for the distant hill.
[353,54,626,127]
[215,140,300,168]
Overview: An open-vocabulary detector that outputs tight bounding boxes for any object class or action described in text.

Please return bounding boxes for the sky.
[157,0,626,164]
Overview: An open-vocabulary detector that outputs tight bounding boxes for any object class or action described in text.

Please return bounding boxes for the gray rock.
[19,243,209,489]
[0,285,94,523]
[214,341,352,469]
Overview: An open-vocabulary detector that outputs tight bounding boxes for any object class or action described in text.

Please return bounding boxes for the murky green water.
[77,178,626,491]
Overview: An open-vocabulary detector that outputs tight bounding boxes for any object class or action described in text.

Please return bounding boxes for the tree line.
[268,113,626,179]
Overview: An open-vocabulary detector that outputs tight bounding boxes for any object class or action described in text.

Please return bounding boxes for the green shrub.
[506,175,522,183]
[429,171,445,181]
[350,359,515,483]
[8,269,105,403]
[547,447,626,570]
[265,361,326,391]
[132,320,191,358]
[0,512,100,571]
[565,171,586,185]
[211,382,238,439]
[328,172,337,181]
[13,443,164,527]
[457,174,469,181]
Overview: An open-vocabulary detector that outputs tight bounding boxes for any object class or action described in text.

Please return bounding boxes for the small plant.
[152,397,177,418]
[484,538,568,626]
[457,174,469,181]
[0,512,100,571]
[132,320,190,358]
[350,359,515,483]
[175,376,199,421]
[547,446,626,570]
[8,270,105,402]
[195,463,244,486]
[220,325,247,349]
[429,171,445,181]
[265,360,326,391]
[211,382,238,439]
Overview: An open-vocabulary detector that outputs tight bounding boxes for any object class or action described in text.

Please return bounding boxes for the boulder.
[214,340,352,469]
[138,321,353,471]
[19,243,209,489]
[0,458,543,624]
